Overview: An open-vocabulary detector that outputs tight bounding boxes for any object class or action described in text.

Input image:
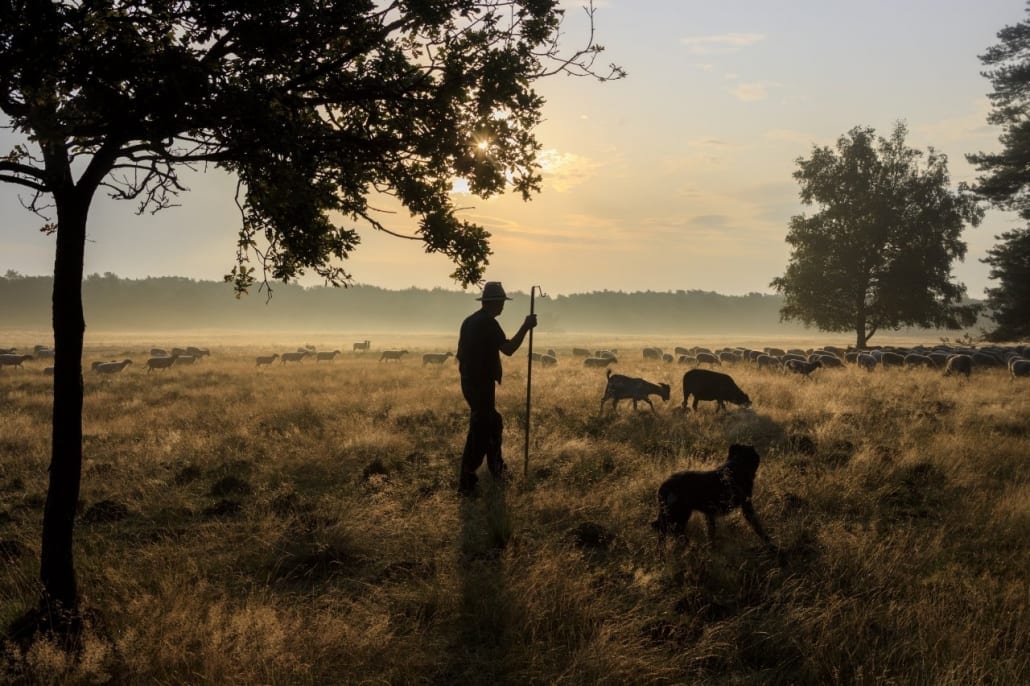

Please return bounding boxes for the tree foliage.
[980,227,1030,341]
[0,0,622,638]
[967,3,1030,340]
[771,123,983,349]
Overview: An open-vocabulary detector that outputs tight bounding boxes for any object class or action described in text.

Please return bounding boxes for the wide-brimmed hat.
[477,281,512,301]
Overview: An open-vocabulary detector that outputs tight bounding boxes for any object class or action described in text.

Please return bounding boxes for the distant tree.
[771,123,984,349]
[980,228,1030,341]
[967,5,1030,340]
[0,1,622,640]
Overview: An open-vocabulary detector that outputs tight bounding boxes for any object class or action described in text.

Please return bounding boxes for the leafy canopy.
[967,3,1030,340]
[771,123,983,347]
[0,0,624,292]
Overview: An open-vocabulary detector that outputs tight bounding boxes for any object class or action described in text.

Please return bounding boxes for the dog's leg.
[704,513,717,544]
[741,501,775,550]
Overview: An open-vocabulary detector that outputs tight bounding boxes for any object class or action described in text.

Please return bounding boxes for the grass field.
[1,331,1027,685]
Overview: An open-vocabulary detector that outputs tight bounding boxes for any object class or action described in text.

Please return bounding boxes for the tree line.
[0,270,858,336]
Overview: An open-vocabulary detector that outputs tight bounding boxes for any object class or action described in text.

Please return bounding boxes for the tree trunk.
[854,311,867,349]
[39,199,87,629]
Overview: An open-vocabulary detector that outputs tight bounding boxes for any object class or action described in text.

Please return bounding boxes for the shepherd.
[455,281,537,496]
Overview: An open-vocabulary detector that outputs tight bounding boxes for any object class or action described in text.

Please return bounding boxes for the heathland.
[1,331,1027,685]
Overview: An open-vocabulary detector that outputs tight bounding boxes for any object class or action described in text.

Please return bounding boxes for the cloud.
[729,81,779,102]
[681,33,765,55]
[536,149,603,192]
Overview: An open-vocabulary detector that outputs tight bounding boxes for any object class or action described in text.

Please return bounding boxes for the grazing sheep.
[681,369,751,413]
[677,354,698,366]
[316,350,342,362]
[94,359,132,374]
[146,355,178,372]
[811,354,843,368]
[572,347,591,357]
[280,351,309,364]
[694,352,721,367]
[943,354,973,378]
[600,369,671,414]
[674,346,690,356]
[765,347,786,357]
[904,353,935,369]
[652,444,773,549]
[642,347,663,361]
[422,352,454,365]
[595,349,618,359]
[379,349,408,362]
[785,358,821,377]
[0,354,34,369]
[256,354,279,366]
[717,350,742,364]
[880,351,906,367]
[1011,359,1030,379]
[186,346,211,358]
[353,340,371,351]
[171,347,187,357]
[755,354,780,370]
[539,354,558,367]
[0,347,16,355]
[856,353,878,371]
[34,347,55,359]
[150,348,169,357]
[584,356,617,368]
[173,354,197,366]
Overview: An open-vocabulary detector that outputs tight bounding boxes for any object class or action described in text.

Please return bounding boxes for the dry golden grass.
[1,331,1028,685]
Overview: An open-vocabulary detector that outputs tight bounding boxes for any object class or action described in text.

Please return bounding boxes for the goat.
[379,349,408,362]
[599,369,670,414]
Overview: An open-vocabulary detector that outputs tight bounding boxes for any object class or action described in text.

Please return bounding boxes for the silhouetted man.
[456,281,536,495]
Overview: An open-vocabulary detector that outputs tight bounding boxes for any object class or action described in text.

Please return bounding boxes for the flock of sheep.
[2,340,1028,381]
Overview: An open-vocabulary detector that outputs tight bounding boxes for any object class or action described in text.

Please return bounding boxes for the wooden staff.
[524,285,546,477]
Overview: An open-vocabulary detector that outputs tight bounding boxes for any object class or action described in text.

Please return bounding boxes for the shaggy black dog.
[652,444,773,548]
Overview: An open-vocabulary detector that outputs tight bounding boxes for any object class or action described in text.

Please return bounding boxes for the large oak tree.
[771,123,983,349]
[0,0,622,639]
[967,3,1030,341]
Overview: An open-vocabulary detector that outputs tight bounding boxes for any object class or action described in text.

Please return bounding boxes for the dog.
[652,444,773,549]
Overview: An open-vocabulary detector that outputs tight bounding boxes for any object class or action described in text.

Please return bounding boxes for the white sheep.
[256,354,279,366]
[95,359,132,374]
[146,355,178,372]
[422,351,453,365]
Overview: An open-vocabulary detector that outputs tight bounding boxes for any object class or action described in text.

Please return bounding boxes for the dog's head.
[726,444,760,478]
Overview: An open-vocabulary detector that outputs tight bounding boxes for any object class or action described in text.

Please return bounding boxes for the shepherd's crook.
[524,286,546,477]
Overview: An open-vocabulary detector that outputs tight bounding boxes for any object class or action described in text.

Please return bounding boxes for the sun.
[476,140,489,151]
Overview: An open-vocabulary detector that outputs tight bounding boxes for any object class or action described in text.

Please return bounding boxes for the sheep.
[682,369,751,413]
[717,350,742,364]
[150,348,169,357]
[1011,359,1030,379]
[186,346,210,358]
[662,353,674,363]
[422,351,454,365]
[856,353,878,371]
[353,340,371,351]
[539,354,558,367]
[280,351,309,364]
[904,353,935,369]
[0,347,16,355]
[0,354,34,369]
[755,354,780,370]
[595,349,618,359]
[173,354,197,366]
[677,354,698,366]
[599,369,671,414]
[146,355,178,372]
[943,354,973,378]
[811,354,843,368]
[642,347,663,361]
[764,347,786,357]
[652,444,773,549]
[880,351,906,367]
[34,347,55,359]
[785,358,821,377]
[379,349,408,362]
[674,346,690,356]
[694,352,722,367]
[171,347,187,357]
[316,350,342,362]
[572,347,591,357]
[256,354,279,366]
[584,356,617,368]
[94,359,132,374]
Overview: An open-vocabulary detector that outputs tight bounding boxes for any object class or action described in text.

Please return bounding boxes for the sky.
[1,0,1026,299]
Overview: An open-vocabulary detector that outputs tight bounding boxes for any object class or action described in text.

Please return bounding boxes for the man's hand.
[523,314,538,330]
